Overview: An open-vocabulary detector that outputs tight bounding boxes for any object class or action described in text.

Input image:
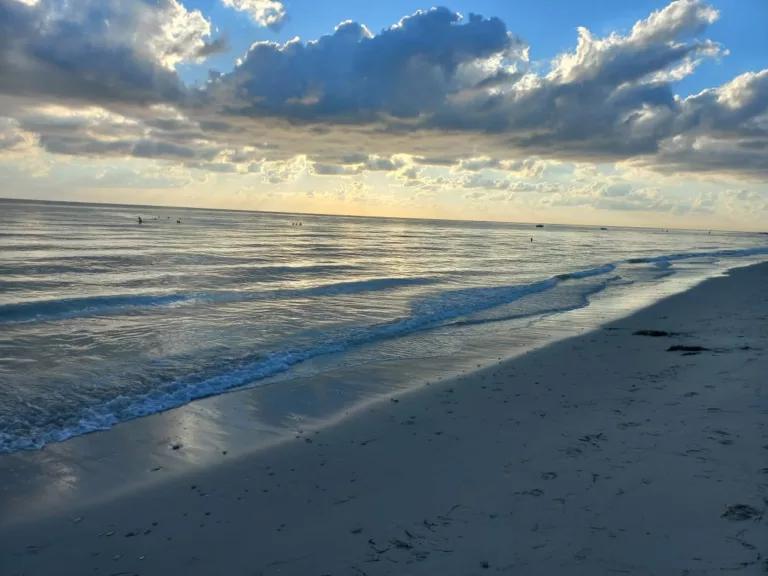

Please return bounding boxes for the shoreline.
[0,253,756,461]
[0,257,729,521]
[2,262,767,574]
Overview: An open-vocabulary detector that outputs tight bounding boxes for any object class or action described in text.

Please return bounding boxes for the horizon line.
[0,196,760,235]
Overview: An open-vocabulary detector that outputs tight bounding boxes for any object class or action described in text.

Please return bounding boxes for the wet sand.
[1,263,767,575]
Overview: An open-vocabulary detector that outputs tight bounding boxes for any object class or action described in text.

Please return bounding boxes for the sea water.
[1,199,766,453]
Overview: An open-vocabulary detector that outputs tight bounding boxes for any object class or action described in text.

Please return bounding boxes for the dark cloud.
[133,140,198,160]
[413,156,458,167]
[209,8,521,119]
[31,123,220,162]
[198,119,243,133]
[38,134,134,157]
[194,36,231,59]
[311,163,361,176]
[0,0,225,108]
[458,157,501,171]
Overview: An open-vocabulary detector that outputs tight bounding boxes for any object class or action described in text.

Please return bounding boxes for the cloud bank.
[0,0,767,220]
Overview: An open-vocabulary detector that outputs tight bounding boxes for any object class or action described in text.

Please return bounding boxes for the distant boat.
[535,224,544,228]
[600,227,608,230]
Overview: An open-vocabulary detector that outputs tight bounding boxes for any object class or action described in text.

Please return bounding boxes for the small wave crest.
[556,264,617,281]
[627,246,768,265]
[0,277,440,325]
[0,293,190,324]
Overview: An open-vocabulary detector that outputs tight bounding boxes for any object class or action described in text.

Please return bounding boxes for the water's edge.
[1,261,765,528]
[3,248,767,455]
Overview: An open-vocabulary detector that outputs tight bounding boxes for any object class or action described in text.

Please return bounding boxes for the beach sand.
[1,263,767,575]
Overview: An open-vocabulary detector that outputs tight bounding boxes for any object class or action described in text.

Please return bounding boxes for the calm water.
[1,199,767,453]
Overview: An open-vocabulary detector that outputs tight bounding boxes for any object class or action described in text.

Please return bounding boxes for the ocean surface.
[1,199,767,454]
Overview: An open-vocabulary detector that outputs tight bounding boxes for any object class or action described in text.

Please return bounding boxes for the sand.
[1,263,767,575]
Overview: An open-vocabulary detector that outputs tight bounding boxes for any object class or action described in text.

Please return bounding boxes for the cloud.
[631,69,768,176]
[537,184,678,213]
[721,188,768,215]
[221,0,286,29]
[208,8,520,120]
[0,0,226,109]
[463,190,488,201]
[455,157,550,178]
[364,155,409,171]
[1,0,767,192]
[194,36,232,59]
[250,156,308,184]
[191,0,767,178]
[0,118,27,152]
[457,157,501,171]
[310,163,361,176]
[462,2,725,159]
[133,140,199,160]
[308,154,411,176]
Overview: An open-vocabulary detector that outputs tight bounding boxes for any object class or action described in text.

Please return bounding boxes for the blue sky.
[0,0,767,230]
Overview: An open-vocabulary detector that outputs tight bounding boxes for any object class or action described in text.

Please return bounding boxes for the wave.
[303,277,437,296]
[0,293,190,324]
[0,264,116,276]
[411,265,615,323]
[627,246,768,265]
[557,264,617,280]
[0,277,440,324]
[0,264,619,453]
[231,264,364,275]
[113,264,367,288]
[447,275,621,329]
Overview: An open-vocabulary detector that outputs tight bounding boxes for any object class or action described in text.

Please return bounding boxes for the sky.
[0,0,767,230]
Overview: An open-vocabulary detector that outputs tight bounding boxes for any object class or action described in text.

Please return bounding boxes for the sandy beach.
[2,262,767,576]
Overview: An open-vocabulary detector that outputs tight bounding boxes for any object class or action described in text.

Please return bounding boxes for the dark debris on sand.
[668,345,710,353]
[633,330,678,337]
[721,504,763,521]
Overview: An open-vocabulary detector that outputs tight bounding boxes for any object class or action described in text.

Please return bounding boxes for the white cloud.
[221,0,286,29]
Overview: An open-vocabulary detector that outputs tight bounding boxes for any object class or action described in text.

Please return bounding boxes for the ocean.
[1,198,767,454]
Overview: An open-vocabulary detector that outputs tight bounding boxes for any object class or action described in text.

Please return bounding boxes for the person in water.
[138,216,143,224]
